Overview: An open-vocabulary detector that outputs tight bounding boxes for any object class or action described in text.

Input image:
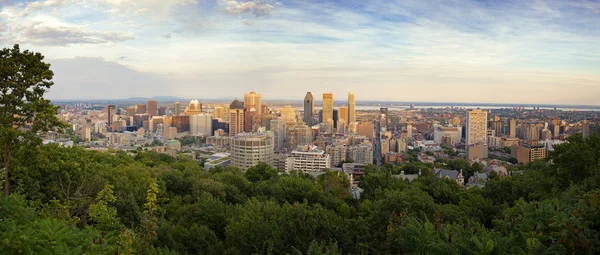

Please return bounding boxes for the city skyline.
[1,1,599,104]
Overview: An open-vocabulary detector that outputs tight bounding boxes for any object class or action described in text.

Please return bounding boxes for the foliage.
[1,126,600,254]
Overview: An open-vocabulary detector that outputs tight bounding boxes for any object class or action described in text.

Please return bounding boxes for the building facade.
[231,133,274,171]
[322,92,334,123]
[285,146,331,172]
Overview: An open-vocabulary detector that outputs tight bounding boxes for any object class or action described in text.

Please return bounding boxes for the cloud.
[20,20,134,46]
[218,0,281,17]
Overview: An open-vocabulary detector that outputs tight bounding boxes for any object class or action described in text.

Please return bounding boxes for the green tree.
[0,44,66,194]
[245,162,278,182]
[89,184,121,231]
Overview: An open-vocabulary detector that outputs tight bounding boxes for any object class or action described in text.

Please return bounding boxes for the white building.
[230,133,274,171]
[433,125,462,147]
[190,114,212,136]
[285,146,331,172]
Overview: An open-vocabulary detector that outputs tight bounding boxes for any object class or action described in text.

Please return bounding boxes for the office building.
[285,146,331,172]
[107,105,116,127]
[244,91,262,115]
[126,106,136,117]
[231,133,274,171]
[348,92,356,123]
[174,102,181,116]
[357,122,375,139]
[489,120,503,137]
[304,92,314,125]
[185,100,203,115]
[190,114,213,136]
[213,105,225,120]
[509,119,517,138]
[172,116,190,133]
[158,106,167,116]
[322,92,334,123]
[148,100,158,117]
[338,106,348,122]
[280,106,296,124]
[270,118,286,152]
[229,99,245,136]
[137,103,146,114]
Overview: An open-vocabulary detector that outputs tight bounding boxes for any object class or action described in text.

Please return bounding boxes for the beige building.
[338,106,348,122]
[148,100,158,117]
[326,145,347,167]
[322,92,334,123]
[348,92,356,123]
[280,106,296,124]
[466,109,488,159]
[229,99,244,136]
[231,133,274,171]
[512,145,547,164]
[174,102,181,116]
[356,122,375,139]
[185,100,203,115]
[213,105,225,120]
[244,91,263,115]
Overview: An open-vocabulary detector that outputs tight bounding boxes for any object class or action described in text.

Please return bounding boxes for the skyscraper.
[244,91,262,115]
[338,106,348,122]
[280,106,296,124]
[509,119,517,138]
[107,105,116,127]
[148,100,158,117]
[174,102,181,116]
[137,103,146,114]
[231,133,274,171]
[185,100,203,115]
[348,92,356,123]
[322,92,333,123]
[304,92,314,125]
[229,99,245,136]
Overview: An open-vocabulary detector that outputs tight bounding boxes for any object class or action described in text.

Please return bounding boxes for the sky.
[1,0,599,104]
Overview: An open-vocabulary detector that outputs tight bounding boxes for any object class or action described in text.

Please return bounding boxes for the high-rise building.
[466,109,488,159]
[137,103,146,114]
[190,114,213,136]
[348,92,356,123]
[82,125,91,142]
[509,119,517,138]
[222,104,230,122]
[231,133,274,171]
[466,109,488,146]
[244,91,262,115]
[304,92,314,125]
[280,106,296,124]
[148,100,158,116]
[185,100,203,115]
[379,108,389,131]
[229,99,245,136]
[322,92,334,123]
[126,106,136,117]
[270,118,286,152]
[174,102,181,116]
[338,106,348,122]
[213,106,225,120]
[158,106,167,116]
[107,105,116,127]
[172,116,190,133]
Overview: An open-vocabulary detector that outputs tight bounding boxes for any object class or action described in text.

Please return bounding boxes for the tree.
[0,44,66,195]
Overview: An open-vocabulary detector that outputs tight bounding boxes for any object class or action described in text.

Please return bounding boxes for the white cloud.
[218,0,281,17]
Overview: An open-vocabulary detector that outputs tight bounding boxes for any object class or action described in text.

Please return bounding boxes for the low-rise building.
[285,146,331,172]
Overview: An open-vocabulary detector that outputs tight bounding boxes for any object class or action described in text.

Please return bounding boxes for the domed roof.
[230,98,244,109]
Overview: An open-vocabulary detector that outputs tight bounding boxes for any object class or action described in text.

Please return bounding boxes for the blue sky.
[1,0,599,104]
